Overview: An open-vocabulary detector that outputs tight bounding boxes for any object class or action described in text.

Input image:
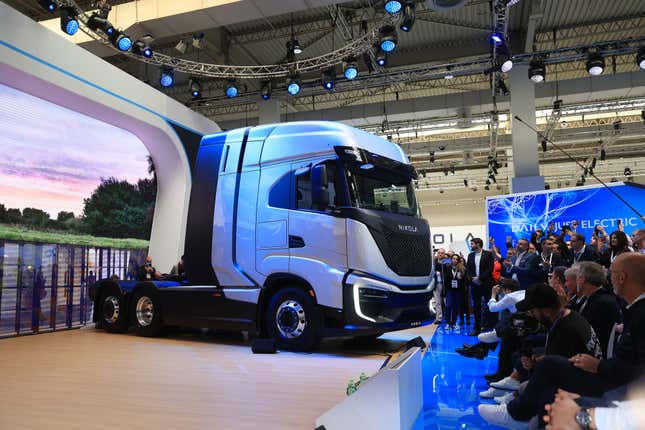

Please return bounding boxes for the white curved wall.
[0,3,220,271]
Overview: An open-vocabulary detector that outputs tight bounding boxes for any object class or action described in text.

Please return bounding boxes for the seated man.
[576,261,621,357]
[136,256,162,281]
[482,283,601,399]
[478,253,645,429]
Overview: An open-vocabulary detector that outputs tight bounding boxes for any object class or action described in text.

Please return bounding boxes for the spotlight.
[490,31,504,45]
[189,78,202,98]
[344,59,359,80]
[192,33,205,49]
[225,81,239,98]
[430,152,435,163]
[159,67,174,88]
[463,179,468,187]
[322,68,336,91]
[87,13,115,36]
[175,40,187,54]
[132,40,153,58]
[286,39,302,57]
[496,44,513,73]
[600,148,606,161]
[110,31,132,52]
[379,26,398,52]
[376,50,387,67]
[624,167,632,176]
[400,2,415,32]
[260,81,272,100]
[586,53,605,76]
[541,140,547,152]
[37,0,56,12]
[60,7,79,36]
[287,75,301,96]
[637,47,645,70]
[384,1,403,14]
[529,58,546,82]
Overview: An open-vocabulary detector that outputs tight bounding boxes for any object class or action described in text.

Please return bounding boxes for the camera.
[510,312,542,337]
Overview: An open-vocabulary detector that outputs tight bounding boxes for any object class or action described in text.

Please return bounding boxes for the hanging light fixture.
[343,58,359,80]
[528,58,546,82]
[586,53,605,76]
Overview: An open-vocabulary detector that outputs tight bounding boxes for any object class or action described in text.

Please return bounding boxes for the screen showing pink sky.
[0,83,150,218]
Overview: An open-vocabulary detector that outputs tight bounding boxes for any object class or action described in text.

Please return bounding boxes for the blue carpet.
[412,323,506,429]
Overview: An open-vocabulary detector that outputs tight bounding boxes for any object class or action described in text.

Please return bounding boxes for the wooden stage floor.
[0,325,436,430]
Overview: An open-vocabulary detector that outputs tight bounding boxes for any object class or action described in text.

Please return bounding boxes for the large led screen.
[0,82,149,217]
[487,183,645,246]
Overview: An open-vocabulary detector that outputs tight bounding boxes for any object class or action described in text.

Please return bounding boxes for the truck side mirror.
[311,164,330,210]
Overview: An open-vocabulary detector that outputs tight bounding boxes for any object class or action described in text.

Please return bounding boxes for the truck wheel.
[266,287,320,351]
[131,288,164,337]
[98,287,128,333]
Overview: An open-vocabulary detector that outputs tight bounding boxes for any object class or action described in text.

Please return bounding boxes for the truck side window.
[268,172,291,209]
[296,160,338,210]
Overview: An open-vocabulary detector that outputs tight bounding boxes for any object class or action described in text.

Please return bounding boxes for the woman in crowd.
[458,255,471,327]
[444,254,467,330]
[598,230,631,268]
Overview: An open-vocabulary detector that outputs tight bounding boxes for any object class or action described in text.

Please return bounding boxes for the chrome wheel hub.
[135,296,154,327]
[102,296,120,324]
[276,300,306,339]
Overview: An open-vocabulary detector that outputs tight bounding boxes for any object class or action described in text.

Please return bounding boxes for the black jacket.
[597,297,645,387]
[441,263,467,291]
[504,252,543,289]
[580,288,622,358]
[466,250,494,289]
[571,246,599,264]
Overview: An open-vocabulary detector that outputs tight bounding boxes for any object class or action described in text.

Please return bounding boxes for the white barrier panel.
[315,347,423,430]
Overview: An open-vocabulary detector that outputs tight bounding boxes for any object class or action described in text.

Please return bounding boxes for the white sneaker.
[495,392,516,404]
[478,404,529,430]
[478,330,501,343]
[490,376,521,391]
[479,387,507,399]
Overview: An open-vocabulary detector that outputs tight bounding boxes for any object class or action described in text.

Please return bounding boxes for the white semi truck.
[90,121,435,350]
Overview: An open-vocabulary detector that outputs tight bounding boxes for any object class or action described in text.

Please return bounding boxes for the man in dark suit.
[502,238,543,290]
[570,233,598,264]
[576,261,622,358]
[466,237,495,336]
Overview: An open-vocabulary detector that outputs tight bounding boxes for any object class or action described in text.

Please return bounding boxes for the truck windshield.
[345,167,419,217]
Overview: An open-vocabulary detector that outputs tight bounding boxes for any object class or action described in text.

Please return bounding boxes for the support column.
[509,64,544,193]
[258,98,281,125]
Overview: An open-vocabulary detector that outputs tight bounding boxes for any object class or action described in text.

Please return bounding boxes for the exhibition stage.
[0,323,503,429]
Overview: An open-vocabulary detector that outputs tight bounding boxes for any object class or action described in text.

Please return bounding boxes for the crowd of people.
[432,224,645,430]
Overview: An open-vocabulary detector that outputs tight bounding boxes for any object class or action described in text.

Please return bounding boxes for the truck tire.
[131,287,164,337]
[266,287,320,351]
[98,286,129,333]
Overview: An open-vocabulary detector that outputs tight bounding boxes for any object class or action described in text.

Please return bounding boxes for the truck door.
[288,159,347,309]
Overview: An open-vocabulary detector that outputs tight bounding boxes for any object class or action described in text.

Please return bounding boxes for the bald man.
[479,253,645,428]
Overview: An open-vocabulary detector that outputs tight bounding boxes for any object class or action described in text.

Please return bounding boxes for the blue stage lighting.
[60,8,78,36]
[105,27,115,36]
[260,81,272,100]
[37,1,57,12]
[490,31,504,45]
[160,68,174,88]
[378,26,398,53]
[380,39,396,52]
[190,78,202,98]
[226,82,239,98]
[344,60,359,80]
[376,50,387,67]
[287,81,301,95]
[322,69,336,91]
[117,35,132,51]
[384,1,402,14]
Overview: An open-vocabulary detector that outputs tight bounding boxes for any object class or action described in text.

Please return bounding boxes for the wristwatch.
[575,407,593,430]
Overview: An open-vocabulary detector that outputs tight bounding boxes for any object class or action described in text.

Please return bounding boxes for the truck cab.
[92,121,435,350]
